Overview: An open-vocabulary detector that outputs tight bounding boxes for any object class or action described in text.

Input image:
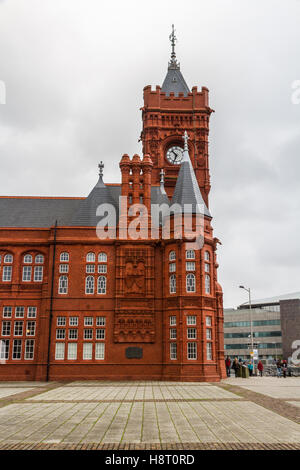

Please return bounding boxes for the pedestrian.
[225,356,231,377]
[258,360,264,377]
[276,360,282,378]
[247,361,253,377]
[282,360,288,378]
[232,357,240,378]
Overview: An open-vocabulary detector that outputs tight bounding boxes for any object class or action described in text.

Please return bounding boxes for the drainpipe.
[46,220,57,382]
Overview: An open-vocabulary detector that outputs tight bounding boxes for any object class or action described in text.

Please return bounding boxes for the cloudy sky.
[1,0,300,307]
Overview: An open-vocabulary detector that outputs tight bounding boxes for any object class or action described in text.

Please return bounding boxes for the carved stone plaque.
[125,347,143,359]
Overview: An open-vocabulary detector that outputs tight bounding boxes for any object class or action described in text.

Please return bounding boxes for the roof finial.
[183,130,189,151]
[169,24,179,69]
[160,168,165,185]
[98,161,104,177]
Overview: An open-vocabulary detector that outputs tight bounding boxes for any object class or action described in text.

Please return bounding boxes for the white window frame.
[98,252,107,262]
[55,342,65,360]
[23,254,32,264]
[186,273,196,293]
[187,328,197,339]
[59,264,69,273]
[97,276,106,294]
[187,342,197,360]
[169,274,176,294]
[69,316,78,326]
[15,306,24,318]
[86,252,95,263]
[3,306,12,318]
[169,262,176,273]
[57,316,66,326]
[58,275,68,294]
[25,339,34,360]
[187,315,196,325]
[4,254,13,264]
[96,316,106,326]
[26,321,36,336]
[169,251,176,261]
[27,307,37,318]
[206,342,212,360]
[35,254,44,264]
[67,342,77,360]
[98,264,107,273]
[83,342,93,360]
[3,266,12,282]
[60,252,69,262]
[170,328,177,339]
[186,249,195,259]
[170,343,177,360]
[205,274,210,294]
[12,339,22,360]
[22,266,32,282]
[186,262,195,271]
[85,276,95,294]
[34,266,43,282]
[95,342,105,360]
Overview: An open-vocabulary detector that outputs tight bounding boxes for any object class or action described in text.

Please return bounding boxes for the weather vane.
[98,161,104,177]
[169,24,178,66]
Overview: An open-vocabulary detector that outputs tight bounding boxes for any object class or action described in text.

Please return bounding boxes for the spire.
[159,168,167,195]
[161,25,190,97]
[171,131,211,217]
[169,24,178,69]
[71,162,116,226]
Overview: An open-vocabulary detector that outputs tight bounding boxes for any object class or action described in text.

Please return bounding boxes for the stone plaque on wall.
[125,347,143,359]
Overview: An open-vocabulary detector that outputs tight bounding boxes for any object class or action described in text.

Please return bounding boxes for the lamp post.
[239,285,254,372]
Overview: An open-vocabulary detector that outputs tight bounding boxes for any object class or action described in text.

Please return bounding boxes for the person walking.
[232,357,240,378]
[258,360,264,377]
[247,361,253,377]
[276,360,282,378]
[225,356,231,377]
[282,360,288,378]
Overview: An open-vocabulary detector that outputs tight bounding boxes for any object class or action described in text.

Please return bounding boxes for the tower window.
[169,274,176,294]
[186,273,196,293]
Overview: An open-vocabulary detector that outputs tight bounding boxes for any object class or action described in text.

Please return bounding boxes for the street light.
[239,285,254,371]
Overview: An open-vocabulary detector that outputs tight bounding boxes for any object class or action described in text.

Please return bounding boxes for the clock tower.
[140,25,213,206]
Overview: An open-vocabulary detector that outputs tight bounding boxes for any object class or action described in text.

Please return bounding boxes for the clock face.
[166,146,183,165]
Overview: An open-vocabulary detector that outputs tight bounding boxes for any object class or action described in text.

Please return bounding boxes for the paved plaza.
[0,377,300,449]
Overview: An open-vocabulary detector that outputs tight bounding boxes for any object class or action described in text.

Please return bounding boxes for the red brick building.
[0,29,226,382]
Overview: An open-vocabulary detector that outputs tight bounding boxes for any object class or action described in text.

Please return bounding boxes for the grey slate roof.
[71,176,120,226]
[171,145,211,218]
[161,64,190,96]
[0,197,81,228]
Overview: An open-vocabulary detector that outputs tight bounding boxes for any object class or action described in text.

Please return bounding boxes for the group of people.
[275,359,288,378]
[225,356,290,378]
[225,356,264,377]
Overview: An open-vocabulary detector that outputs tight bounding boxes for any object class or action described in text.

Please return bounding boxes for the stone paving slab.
[1,398,300,444]
[0,382,48,388]
[0,388,34,399]
[0,379,298,447]
[27,384,240,402]
[224,377,300,399]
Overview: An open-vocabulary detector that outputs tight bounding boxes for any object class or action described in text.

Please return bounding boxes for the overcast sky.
[1,0,300,307]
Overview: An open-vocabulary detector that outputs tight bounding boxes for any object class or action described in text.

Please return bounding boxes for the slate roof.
[161,64,190,96]
[0,183,171,229]
[0,197,81,228]
[71,175,120,226]
[171,142,211,218]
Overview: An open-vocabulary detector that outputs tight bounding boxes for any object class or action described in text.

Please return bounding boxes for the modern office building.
[224,292,300,363]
